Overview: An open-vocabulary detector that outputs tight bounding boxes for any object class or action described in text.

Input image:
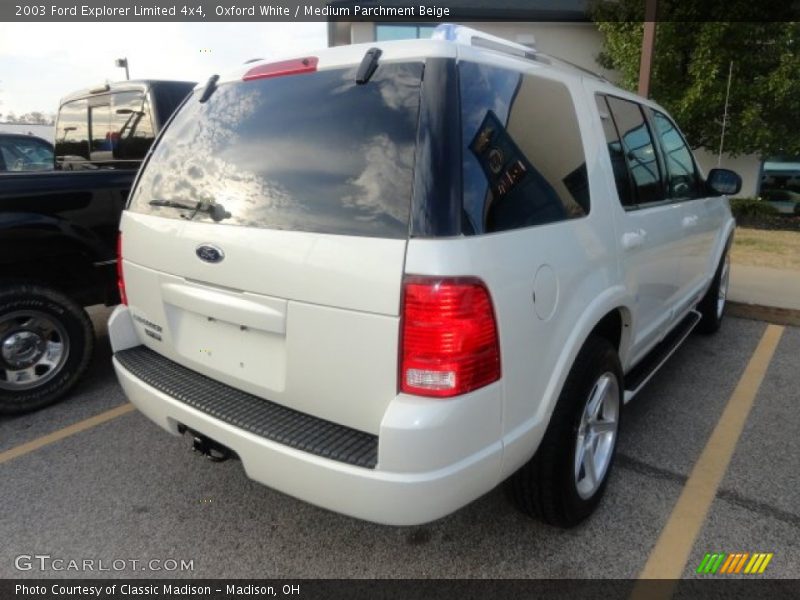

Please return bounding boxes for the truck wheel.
[0,285,94,415]
[696,249,730,335]
[507,335,622,528]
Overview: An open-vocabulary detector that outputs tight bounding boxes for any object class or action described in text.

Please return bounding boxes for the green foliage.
[590,1,800,158]
[729,197,780,218]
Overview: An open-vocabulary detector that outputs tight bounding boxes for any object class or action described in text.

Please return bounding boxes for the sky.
[0,22,327,118]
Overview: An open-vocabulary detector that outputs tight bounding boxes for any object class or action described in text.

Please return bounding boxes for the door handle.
[622,229,647,250]
[682,215,699,228]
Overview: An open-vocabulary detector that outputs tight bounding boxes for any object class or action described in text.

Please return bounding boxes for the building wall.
[349,21,375,44]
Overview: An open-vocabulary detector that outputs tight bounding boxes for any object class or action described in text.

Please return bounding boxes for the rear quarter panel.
[405,71,629,479]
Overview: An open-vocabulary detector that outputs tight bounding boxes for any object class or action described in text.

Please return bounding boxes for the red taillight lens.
[116,233,127,306]
[243,57,318,82]
[400,277,501,398]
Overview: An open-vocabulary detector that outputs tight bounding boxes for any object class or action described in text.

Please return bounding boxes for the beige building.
[328,19,761,197]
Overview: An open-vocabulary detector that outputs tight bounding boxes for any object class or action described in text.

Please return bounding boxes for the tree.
[18,112,48,125]
[590,1,800,158]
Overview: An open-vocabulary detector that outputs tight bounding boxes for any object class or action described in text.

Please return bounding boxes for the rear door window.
[605,96,664,206]
[595,95,636,207]
[130,63,423,239]
[459,61,589,235]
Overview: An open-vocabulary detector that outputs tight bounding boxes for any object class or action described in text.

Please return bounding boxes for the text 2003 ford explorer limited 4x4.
[108,26,742,527]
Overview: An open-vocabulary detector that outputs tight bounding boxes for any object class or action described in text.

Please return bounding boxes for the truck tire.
[507,335,622,527]
[696,248,730,335]
[0,284,94,415]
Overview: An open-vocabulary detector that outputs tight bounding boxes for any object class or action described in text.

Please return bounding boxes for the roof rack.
[432,24,537,59]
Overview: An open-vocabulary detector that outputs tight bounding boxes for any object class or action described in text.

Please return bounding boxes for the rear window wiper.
[199,74,219,103]
[148,199,231,222]
[148,199,195,211]
[356,47,382,85]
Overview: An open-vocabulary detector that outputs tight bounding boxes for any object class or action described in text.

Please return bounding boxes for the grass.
[731,228,800,271]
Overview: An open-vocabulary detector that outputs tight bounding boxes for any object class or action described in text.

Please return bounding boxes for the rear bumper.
[109,305,504,526]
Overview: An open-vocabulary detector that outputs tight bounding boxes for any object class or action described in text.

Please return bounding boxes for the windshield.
[129,63,423,239]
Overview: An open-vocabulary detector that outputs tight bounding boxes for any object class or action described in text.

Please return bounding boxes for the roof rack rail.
[432,24,536,59]
[543,54,610,83]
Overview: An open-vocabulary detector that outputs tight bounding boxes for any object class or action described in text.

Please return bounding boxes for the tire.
[507,335,623,528]
[696,246,731,335]
[0,284,94,415]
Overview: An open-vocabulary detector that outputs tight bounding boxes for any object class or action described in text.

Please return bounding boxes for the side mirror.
[707,168,742,196]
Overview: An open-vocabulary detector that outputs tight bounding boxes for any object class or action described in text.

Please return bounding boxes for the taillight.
[243,57,318,82]
[400,277,501,398]
[116,233,127,306]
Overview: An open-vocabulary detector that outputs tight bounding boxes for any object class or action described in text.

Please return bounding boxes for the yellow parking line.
[0,403,135,465]
[633,323,784,589]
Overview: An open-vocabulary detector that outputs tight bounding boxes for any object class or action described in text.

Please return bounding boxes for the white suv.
[109,26,740,527]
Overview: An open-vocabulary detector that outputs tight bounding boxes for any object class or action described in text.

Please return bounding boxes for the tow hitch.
[179,425,234,462]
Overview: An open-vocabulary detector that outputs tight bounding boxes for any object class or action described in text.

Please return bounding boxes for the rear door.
[649,109,721,312]
[597,94,684,363]
[120,61,424,435]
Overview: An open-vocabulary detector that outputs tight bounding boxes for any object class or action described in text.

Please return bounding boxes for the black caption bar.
[2,579,800,600]
[4,0,800,22]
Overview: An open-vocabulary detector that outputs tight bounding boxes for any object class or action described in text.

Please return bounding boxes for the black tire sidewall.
[697,245,730,334]
[551,338,624,524]
[0,285,93,414]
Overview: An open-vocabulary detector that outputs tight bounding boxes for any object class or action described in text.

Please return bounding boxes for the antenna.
[718,60,733,167]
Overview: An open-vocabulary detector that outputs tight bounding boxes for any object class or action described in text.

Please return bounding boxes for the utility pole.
[638,0,658,98]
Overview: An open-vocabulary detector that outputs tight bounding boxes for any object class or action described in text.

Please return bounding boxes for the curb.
[728,302,800,327]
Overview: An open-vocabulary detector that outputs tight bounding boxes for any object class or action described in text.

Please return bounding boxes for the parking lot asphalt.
[1,309,798,579]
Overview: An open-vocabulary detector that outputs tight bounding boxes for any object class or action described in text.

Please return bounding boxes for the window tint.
[460,62,589,234]
[112,92,155,161]
[595,95,635,207]
[652,110,700,199]
[130,63,423,239]
[606,96,663,205]
[55,98,90,166]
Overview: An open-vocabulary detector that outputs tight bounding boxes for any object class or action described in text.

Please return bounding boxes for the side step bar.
[623,310,702,403]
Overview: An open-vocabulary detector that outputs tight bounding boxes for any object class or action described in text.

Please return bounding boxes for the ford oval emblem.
[196,244,225,264]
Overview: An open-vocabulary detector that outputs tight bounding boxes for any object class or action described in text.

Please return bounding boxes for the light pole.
[115,58,130,80]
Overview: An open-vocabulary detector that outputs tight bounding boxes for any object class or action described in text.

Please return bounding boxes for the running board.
[623,310,701,403]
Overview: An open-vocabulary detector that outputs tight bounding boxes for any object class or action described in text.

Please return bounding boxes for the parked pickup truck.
[0,79,194,414]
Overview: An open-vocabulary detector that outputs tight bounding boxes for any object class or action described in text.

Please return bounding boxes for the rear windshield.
[129,63,423,238]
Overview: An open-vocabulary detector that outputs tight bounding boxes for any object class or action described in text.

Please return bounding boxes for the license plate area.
[165,305,287,392]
